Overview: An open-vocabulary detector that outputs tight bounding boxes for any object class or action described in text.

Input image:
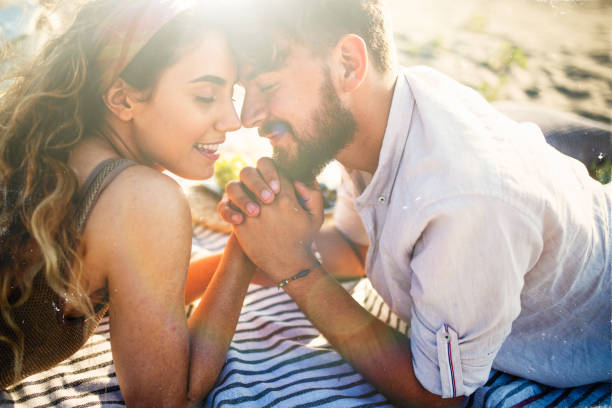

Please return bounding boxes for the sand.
[387,0,612,126]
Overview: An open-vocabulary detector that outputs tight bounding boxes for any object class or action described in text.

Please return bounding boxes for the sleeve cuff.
[412,321,493,398]
[435,324,465,398]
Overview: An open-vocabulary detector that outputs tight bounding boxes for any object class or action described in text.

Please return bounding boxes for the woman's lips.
[194,143,221,160]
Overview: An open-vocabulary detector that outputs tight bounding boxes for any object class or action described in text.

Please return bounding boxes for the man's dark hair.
[229,0,395,73]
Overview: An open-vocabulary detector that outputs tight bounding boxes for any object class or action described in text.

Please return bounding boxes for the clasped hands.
[217,158,324,282]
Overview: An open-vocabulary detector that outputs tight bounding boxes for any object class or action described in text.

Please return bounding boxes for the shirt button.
[442,333,450,342]
[378,195,386,203]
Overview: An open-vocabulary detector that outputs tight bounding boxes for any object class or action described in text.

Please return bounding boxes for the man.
[219,0,611,406]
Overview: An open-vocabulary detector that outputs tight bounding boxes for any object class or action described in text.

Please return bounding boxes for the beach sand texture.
[388,0,612,126]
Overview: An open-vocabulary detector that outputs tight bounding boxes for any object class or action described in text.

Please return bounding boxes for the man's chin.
[273,156,317,184]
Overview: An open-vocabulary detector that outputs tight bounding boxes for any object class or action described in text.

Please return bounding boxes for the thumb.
[294,180,324,223]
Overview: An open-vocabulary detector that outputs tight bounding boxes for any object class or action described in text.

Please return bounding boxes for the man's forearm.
[314,224,368,279]
[280,265,462,408]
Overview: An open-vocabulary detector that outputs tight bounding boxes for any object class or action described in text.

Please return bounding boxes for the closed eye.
[259,83,278,93]
[196,96,216,104]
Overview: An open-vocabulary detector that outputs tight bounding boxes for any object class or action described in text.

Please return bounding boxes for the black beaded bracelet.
[277,260,322,288]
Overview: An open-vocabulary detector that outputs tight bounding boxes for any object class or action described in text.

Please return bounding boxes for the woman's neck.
[94,122,148,165]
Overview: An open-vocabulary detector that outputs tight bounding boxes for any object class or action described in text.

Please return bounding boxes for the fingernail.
[246,202,258,215]
[231,214,243,224]
[261,189,273,202]
[270,180,280,193]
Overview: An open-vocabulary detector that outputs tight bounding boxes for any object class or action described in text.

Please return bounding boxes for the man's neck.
[336,69,398,174]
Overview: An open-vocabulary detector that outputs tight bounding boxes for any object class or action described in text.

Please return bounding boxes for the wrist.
[267,250,318,281]
[277,259,321,288]
[225,234,255,270]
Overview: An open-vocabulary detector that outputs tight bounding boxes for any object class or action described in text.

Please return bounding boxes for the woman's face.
[130,30,240,180]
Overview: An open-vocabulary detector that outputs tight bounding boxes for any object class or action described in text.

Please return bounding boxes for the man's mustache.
[258,121,294,138]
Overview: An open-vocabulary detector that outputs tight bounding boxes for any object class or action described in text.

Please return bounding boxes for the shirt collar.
[354,70,415,208]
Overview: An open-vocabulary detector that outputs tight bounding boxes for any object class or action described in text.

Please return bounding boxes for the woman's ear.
[335,34,368,93]
[102,79,138,122]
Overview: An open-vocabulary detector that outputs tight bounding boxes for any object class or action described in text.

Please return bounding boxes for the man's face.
[239,43,356,182]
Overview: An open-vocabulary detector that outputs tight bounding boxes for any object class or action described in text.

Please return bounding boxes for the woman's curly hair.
[0,1,110,379]
[0,0,223,383]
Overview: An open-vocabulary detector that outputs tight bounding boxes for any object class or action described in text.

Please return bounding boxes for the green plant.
[214,154,251,191]
[589,156,611,184]
[487,42,528,74]
[477,75,507,101]
[465,13,488,33]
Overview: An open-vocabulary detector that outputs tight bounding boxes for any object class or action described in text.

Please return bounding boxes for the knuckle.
[218,207,231,221]
[216,199,226,213]
[257,157,273,168]
[239,166,257,180]
[259,160,277,177]
[225,180,241,195]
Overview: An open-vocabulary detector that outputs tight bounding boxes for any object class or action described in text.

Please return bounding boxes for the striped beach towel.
[1,226,610,407]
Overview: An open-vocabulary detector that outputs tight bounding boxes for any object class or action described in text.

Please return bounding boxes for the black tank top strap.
[75,158,137,234]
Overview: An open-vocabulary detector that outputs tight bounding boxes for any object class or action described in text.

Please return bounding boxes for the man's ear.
[102,79,139,122]
[335,34,368,93]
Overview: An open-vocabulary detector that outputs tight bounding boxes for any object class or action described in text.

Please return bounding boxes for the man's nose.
[240,92,267,129]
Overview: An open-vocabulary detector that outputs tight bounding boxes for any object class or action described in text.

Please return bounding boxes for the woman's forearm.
[185,235,255,404]
[185,253,223,305]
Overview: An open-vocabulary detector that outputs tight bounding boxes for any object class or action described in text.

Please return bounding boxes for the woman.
[0,0,253,405]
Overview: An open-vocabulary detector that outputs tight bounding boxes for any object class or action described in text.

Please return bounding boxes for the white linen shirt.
[334,66,611,398]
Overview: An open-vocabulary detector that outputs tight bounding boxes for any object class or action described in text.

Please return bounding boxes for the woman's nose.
[216,101,241,133]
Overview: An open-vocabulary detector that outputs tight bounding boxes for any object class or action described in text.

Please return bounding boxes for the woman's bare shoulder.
[97,164,189,221]
[81,164,193,281]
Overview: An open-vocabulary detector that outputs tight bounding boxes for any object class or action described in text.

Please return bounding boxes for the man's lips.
[259,122,293,145]
[265,130,285,143]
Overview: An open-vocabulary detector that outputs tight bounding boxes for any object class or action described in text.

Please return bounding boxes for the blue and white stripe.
[1,228,609,407]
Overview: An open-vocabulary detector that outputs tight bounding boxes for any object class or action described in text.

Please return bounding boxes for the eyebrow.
[189,75,227,85]
[245,46,291,81]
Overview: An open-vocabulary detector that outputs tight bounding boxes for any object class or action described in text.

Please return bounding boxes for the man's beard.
[271,71,357,183]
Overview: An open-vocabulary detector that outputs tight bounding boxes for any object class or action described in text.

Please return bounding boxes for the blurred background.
[1,0,610,188]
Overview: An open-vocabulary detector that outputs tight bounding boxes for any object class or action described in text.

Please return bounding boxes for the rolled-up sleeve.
[408,196,543,397]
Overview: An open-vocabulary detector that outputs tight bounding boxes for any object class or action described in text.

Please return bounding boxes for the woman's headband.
[95,0,192,93]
